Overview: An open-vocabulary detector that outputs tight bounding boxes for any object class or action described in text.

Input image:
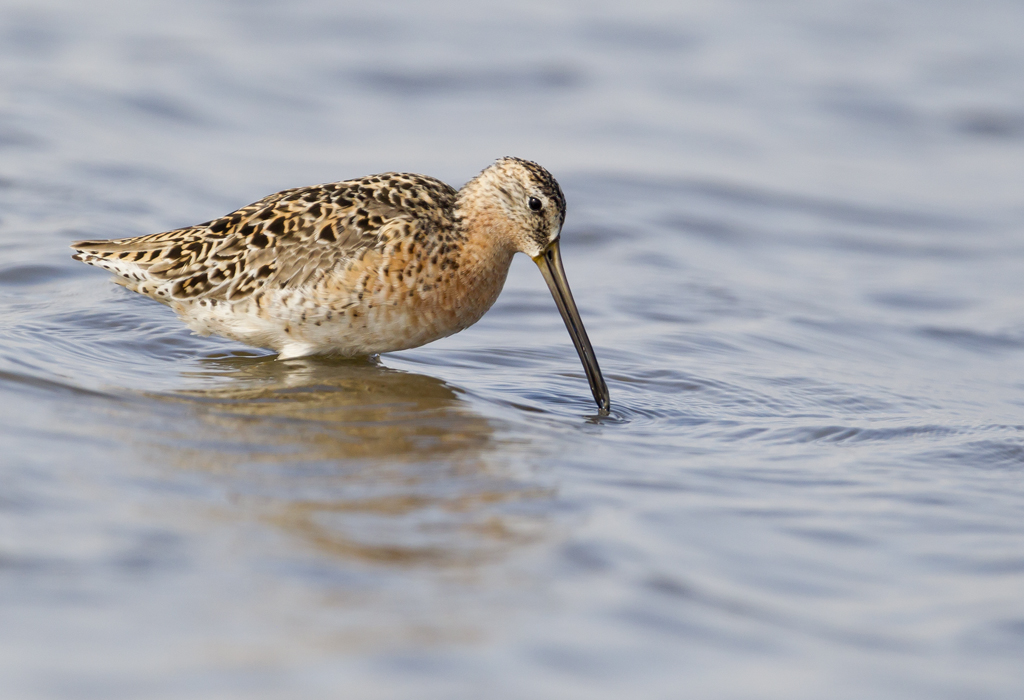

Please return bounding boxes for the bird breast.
[292,227,516,355]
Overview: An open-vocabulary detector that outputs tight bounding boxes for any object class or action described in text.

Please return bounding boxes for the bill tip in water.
[533,242,611,416]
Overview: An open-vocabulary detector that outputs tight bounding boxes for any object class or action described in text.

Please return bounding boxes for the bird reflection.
[145,353,553,567]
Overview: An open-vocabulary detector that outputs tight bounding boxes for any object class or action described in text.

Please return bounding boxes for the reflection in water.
[145,354,553,568]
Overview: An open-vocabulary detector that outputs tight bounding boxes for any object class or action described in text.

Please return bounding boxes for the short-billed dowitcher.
[71,157,610,411]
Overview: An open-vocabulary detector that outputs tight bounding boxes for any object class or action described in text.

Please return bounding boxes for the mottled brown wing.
[71,173,458,302]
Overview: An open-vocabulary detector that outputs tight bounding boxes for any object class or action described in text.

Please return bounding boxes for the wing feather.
[71,174,457,303]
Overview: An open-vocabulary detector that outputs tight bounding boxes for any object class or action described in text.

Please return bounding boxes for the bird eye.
[528,197,543,212]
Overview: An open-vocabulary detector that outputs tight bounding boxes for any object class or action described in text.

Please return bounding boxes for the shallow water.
[2,1,1024,698]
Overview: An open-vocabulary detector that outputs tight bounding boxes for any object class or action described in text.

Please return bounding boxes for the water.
[2,1,1024,698]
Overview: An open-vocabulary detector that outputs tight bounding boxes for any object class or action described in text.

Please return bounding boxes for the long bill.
[533,240,611,414]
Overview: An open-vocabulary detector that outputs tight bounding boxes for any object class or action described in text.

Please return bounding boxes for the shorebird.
[71,157,610,412]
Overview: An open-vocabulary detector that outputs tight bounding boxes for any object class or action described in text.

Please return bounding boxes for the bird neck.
[453,181,519,262]
[453,213,516,282]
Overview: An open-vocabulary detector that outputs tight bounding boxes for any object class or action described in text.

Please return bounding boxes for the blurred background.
[1,1,1023,698]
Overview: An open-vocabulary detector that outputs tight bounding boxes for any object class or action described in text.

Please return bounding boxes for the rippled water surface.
[3,1,1024,698]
